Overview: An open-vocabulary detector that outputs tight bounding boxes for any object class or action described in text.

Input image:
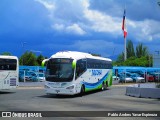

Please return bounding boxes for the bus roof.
[50,51,112,61]
[0,55,18,59]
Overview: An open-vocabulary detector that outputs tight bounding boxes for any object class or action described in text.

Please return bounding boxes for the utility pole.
[22,42,27,65]
[22,42,26,83]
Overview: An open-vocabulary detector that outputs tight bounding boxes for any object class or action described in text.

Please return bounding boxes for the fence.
[19,66,46,82]
[19,66,160,83]
[113,66,160,83]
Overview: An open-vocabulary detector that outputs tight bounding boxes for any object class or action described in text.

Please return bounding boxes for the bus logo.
[91,70,102,76]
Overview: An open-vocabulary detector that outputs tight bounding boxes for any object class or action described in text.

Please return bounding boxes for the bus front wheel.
[80,85,85,96]
[102,82,107,90]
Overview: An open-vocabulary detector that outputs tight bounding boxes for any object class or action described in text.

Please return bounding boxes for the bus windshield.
[46,58,74,82]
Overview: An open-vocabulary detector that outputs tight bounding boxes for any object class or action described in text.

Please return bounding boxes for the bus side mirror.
[72,60,76,69]
[42,59,48,67]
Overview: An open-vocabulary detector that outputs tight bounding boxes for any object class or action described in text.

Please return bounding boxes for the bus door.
[75,59,87,80]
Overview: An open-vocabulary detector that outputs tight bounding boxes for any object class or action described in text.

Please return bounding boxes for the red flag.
[122,9,127,38]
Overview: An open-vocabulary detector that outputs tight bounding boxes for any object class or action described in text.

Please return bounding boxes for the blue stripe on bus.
[81,72,109,89]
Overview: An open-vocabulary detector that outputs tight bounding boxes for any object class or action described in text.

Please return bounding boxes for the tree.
[136,43,148,58]
[19,51,38,66]
[1,52,12,56]
[114,40,151,67]
[117,52,124,63]
[37,54,45,66]
[127,40,135,58]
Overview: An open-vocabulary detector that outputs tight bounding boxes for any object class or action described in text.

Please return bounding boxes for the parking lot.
[0,84,160,119]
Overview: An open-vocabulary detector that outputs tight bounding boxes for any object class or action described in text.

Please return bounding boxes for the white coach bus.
[0,56,19,90]
[42,51,112,95]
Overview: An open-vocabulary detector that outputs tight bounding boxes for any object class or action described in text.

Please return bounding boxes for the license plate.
[48,82,61,87]
[55,83,61,87]
[55,90,60,93]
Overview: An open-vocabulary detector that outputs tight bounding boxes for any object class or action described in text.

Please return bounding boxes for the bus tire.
[80,85,85,96]
[102,82,108,90]
[105,81,108,89]
[101,82,105,90]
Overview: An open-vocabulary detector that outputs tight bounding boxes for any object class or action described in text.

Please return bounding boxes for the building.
[153,52,160,67]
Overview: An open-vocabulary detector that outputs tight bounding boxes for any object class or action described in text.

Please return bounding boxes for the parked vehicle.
[145,74,154,82]
[153,72,160,82]
[19,71,36,82]
[119,72,133,83]
[31,73,45,82]
[112,76,120,84]
[130,73,145,83]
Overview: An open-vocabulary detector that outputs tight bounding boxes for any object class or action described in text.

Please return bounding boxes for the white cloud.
[128,19,160,41]
[35,0,86,35]
[66,24,86,35]
[52,24,64,31]
[35,0,55,10]
[35,0,124,36]
[35,0,160,42]
[52,23,86,35]
[84,8,122,35]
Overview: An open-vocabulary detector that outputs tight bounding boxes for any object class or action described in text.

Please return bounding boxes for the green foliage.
[114,56,151,67]
[19,51,45,66]
[136,43,148,58]
[117,52,124,63]
[1,52,12,56]
[114,40,152,67]
[1,51,46,66]
[37,54,45,66]
[19,51,37,66]
[127,40,135,58]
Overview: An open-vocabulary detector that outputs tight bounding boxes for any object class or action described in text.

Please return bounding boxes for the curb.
[126,83,160,99]
[18,86,43,89]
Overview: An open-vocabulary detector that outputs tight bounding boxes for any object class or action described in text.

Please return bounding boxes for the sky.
[0,0,160,59]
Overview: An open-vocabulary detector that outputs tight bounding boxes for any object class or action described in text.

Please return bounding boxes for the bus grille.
[10,78,16,86]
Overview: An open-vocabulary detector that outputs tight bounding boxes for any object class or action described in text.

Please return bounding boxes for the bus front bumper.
[44,85,79,95]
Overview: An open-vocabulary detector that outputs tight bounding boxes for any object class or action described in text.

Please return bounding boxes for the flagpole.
[124,36,127,61]
[124,2,127,61]
[123,2,127,61]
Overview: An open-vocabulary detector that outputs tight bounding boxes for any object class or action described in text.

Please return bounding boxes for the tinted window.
[87,58,112,69]
[76,59,87,79]
[0,58,17,70]
[46,58,74,82]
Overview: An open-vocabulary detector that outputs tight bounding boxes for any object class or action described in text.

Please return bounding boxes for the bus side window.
[75,59,86,79]
[0,65,4,70]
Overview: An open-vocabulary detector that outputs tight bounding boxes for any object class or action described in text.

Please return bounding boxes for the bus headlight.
[66,85,74,89]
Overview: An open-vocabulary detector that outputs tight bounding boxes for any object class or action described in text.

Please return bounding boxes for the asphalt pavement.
[1,82,160,120]
[19,82,45,87]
